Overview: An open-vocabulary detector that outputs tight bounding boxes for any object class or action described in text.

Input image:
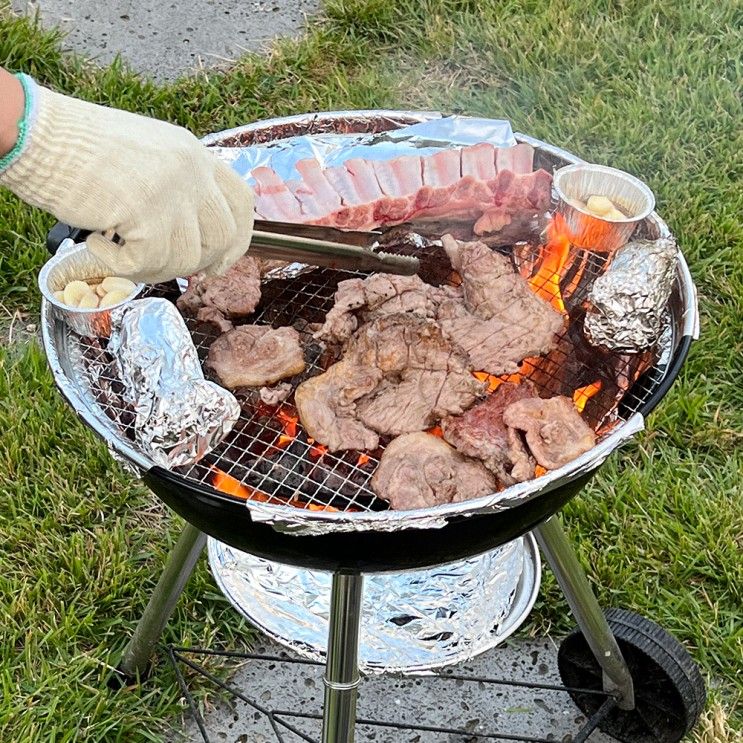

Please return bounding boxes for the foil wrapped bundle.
[108,298,240,468]
[584,237,678,352]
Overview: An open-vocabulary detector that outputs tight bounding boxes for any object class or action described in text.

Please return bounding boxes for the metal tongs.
[250,220,420,276]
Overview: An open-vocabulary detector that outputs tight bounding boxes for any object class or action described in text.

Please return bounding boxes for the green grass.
[1,0,741,740]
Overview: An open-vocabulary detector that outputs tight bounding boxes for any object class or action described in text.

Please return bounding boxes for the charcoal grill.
[41,110,704,742]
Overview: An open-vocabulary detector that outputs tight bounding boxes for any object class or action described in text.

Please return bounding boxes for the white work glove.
[0,76,254,283]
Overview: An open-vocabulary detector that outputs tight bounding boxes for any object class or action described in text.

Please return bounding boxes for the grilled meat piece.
[259,382,293,406]
[437,236,563,374]
[297,314,484,450]
[207,325,305,389]
[294,359,382,452]
[177,255,261,329]
[442,382,537,485]
[372,432,497,510]
[503,396,596,470]
[315,274,457,345]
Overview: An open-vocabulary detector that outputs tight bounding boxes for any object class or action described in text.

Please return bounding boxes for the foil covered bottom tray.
[208,535,540,674]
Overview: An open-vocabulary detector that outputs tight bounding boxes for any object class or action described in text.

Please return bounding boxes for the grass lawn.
[0,0,741,740]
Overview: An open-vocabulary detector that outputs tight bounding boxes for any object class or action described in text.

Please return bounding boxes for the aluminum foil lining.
[209,115,516,184]
[584,237,678,351]
[245,414,644,535]
[208,535,540,674]
[107,298,240,468]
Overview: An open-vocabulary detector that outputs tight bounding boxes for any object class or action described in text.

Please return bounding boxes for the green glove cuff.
[0,73,38,173]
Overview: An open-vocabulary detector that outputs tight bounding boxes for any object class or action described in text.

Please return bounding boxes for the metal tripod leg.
[535,516,635,710]
[322,572,364,743]
[118,522,207,680]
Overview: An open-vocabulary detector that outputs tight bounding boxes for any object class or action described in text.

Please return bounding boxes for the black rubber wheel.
[557,609,706,742]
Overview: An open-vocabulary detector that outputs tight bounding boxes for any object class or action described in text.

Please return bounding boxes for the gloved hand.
[0,76,254,283]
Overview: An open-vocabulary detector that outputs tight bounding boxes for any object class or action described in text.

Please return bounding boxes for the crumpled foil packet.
[584,237,678,352]
[108,298,240,468]
[209,536,533,674]
[210,115,516,183]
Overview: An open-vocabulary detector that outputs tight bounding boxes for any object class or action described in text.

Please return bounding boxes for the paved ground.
[11,0,321,81]
[175,637,615,742]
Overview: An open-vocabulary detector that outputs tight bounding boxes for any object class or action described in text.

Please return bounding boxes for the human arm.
[0,68,25,156]
[0,70,254,283]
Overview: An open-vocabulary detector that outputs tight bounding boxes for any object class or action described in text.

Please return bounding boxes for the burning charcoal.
[523,306,655,429]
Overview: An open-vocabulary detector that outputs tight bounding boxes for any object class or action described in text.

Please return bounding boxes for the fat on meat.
[207,325,305,389]
[442,381,537,485]
[371,432,497,510]
[503,396,596,470]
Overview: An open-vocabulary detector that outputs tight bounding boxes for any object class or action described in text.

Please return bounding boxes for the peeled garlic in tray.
[55,276,138,309]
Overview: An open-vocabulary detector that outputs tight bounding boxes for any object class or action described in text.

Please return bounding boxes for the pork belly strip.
[176,255,262,332]
[249,142,551,232]
[296,314,484,451]
[442,381,537,485]
[503,396,596,470]
[207,325,305,389]
[372,432,497,510]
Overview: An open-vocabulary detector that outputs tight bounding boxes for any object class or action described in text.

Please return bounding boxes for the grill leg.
[118,522,207,681]
[322,572,364,743]
[535,516,635,710]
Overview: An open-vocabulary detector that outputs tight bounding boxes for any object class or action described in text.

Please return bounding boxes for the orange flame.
[474,371,522,392]
[426,425,444,438]
[211,466,339,512]
[307,437,329,459]
[529,213,571,313]
[357,453,371,466]
[535,465,548,477]
[211,467,270,502]
[573,381,602,414]
[276,408,298,448]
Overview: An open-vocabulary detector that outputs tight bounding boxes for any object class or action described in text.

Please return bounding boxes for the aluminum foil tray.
[208,535,540,674]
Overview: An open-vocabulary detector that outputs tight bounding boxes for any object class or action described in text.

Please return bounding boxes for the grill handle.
[47,222,90,256]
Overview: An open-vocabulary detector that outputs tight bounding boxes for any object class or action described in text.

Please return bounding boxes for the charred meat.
[442,382,537,485]
[372,432,497,510]
[207,325,305,389]
[503,396,596,470]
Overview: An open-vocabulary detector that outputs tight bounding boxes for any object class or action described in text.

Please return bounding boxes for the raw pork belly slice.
[461,142,497,181]
[314,274,457,345]
[252,167,305,222]
[503,396,596,470]
[207,325,305,389]
[437,236,563,373]
[177,256,262,332]
[294,359,382,452]
[371,432,497,510]
[371,155,422,223]
[474,169,553,235]
[442,382,537,485]
[495,142,535,175]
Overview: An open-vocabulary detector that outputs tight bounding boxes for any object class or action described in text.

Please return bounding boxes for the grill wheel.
[557,608,706,742]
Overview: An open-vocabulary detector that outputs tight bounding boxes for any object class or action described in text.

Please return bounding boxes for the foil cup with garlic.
[38,243,144,337]
[554,164,655,252]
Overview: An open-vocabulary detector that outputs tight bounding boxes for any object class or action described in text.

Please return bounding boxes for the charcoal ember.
[525,306,655,429]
